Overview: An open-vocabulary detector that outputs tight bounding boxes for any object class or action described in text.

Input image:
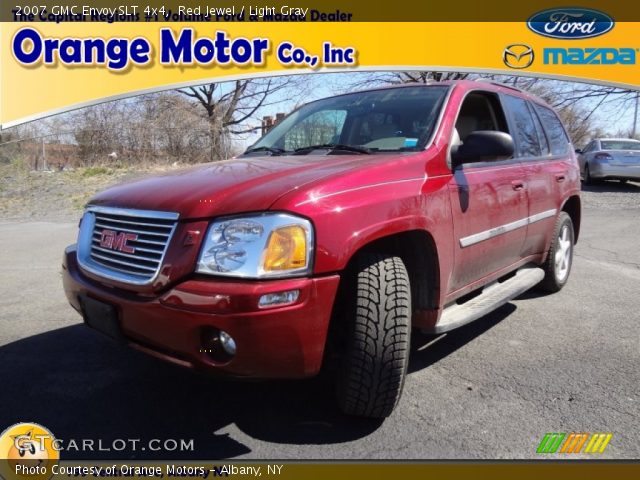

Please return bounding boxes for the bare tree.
[179,77,306,160]
[347,71,472,88]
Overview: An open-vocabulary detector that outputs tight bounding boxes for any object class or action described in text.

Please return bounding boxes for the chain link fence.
[0,127,247,172]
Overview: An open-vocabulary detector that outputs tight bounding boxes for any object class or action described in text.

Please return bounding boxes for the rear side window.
[532,103,570,155]
[527,102,550,156]
[503,95,542,157]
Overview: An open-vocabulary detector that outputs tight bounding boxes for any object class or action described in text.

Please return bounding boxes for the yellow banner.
[1,19,640,127]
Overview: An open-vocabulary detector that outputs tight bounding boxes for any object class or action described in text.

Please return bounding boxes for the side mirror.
[452,131,514,164]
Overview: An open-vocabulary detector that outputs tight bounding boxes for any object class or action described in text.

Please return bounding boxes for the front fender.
[273,175,455,310]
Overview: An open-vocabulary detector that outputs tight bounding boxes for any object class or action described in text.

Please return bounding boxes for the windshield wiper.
[293,144,372,155]
[243,146,288,156]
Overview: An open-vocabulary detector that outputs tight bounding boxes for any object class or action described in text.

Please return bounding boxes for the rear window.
[532,103,570,155]
[600,140,640,151]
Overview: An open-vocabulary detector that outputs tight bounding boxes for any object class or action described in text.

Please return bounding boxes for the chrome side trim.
[459,209,557,248]
[528,208,557,224]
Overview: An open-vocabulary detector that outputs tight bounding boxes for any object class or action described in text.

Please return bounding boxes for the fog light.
[258,289,300,308]
[219,330,237,356]
[200,327,236,363]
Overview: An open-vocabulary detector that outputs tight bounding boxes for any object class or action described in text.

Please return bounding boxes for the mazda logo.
[503,44,535,69]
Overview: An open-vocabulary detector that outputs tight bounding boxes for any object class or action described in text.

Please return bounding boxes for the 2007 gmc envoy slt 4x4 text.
[63,80,581,418]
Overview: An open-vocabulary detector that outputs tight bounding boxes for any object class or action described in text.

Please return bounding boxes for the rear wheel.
[539,212,574,293]
[336,253,411,418]
[584,164,594,185]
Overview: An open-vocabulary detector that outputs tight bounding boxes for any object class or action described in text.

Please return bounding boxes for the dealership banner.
[1,1,640,127]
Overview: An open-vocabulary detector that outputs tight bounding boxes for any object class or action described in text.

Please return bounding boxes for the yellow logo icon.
[503,44,535,69]
[0,423,59,480]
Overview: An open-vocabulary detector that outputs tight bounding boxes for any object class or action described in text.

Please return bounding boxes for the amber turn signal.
[262,225,307,271]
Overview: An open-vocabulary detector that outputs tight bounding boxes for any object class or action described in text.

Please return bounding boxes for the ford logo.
[527,8,614,39]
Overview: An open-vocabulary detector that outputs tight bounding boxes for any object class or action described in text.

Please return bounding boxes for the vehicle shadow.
[0,305,517,459]
[408,303,516,374]
[581,180,640,193]
[514,288,551,301]
[0,324,379,459]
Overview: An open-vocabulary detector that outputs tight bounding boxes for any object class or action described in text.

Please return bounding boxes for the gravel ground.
[0,164,174,221]
[581,181,640,209]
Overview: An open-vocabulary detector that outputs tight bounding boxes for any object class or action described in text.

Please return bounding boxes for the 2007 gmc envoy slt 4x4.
[63,80,581,418]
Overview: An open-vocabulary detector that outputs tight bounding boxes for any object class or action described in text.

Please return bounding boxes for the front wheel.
[336,253,411,418]
[539,212,575,293]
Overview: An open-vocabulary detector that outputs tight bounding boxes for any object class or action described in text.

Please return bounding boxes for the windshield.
[601,140,640,151]
[247,86,448,155]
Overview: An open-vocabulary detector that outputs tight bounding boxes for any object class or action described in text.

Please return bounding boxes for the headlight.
[196,213,313,278]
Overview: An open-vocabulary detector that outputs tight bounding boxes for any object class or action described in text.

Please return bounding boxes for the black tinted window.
[533,103,570,155]
[503,95,541,157]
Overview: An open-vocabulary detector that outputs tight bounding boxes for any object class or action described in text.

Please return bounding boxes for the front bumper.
[62,245,340,378]
[589,163,640,180]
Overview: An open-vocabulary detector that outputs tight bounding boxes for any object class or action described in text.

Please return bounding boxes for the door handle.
[555,174,566,182]
[511,180,525,191]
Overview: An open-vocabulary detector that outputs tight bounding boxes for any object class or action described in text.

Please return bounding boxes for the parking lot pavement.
[1,182,639,460]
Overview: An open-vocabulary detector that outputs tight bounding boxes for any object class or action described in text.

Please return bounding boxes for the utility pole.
[633,91,639,139]
[41,137,47,171]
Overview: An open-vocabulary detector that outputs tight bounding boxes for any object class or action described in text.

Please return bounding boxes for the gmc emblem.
[99,229,137,254]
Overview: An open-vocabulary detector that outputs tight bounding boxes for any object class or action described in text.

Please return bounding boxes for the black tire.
[336,253,411,418]
[538,212,575,293]
[584,164,594,185]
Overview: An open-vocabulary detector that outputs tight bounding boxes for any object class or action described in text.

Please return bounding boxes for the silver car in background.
[578,138,640,184]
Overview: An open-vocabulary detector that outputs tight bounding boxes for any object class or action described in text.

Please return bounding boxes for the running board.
[429,267,545,334]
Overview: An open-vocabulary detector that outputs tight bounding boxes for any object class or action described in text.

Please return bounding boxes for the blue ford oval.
[527,8,614,39]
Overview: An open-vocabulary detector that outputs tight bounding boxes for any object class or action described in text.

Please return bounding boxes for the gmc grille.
[77,207,179,285]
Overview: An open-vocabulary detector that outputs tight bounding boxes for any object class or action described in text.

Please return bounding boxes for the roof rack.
[473,79,525,93]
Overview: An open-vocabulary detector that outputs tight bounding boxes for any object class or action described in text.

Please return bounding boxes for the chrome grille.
[77,206,179,285]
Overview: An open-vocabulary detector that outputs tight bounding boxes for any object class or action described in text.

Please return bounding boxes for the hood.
[88,154,401,219]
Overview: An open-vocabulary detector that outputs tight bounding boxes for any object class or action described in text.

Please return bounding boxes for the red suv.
[62,80,581,418]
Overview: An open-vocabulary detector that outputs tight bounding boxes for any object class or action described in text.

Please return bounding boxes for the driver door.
[447,91,528,295]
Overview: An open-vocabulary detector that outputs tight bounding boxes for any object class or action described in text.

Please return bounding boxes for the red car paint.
[62,80,581,377]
